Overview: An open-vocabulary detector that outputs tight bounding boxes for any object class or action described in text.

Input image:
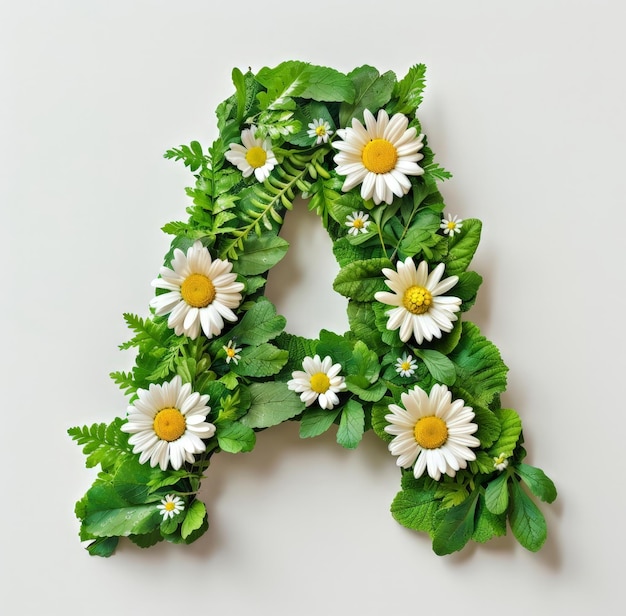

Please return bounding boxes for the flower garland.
[69,61,556,557]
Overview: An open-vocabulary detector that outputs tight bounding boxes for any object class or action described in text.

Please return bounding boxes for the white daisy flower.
[150,240,244,340]
[374,257,461,345]
[287,354,346,410]
[333,108,425,205]
[441,213,464,237]
[223,340,242,365]
[121,375,216,471]
[307,118,333,144]
[395,353,417,377]
[384,384,480,481]
[225,124,278,182]
[493,452,511,472]
[157,494,185,520]
[345,210,370,236]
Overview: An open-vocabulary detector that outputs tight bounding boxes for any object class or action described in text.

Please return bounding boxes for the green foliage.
[70,61,555,558]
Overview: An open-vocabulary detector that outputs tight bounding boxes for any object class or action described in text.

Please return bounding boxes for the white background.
[2,1,624,614]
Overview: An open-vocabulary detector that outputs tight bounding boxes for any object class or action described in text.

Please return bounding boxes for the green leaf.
[515,464,557,504]
[299,64,355,102]
[316,330,354,367]
[432,490,479,555]
[472,495,507,543]
[487,408,522,457]
[232,343,288,377]
[471,405,501,449]
[232,234,289,275]
[449,322,508,408]
[346,340,380,382]
[333,258,391,301]
[68,418,133,470]
[371,397,394,443]
[345,377,388,402]
[336,399,365,449]
[240,382,305,429]
[216,420,256,453]
[346,301,386,355]
[228,298,286,345]
[414,349,456,386]
[339,65,396,128]
[299,407,340,439]
[453,271,483,311]
[390,486,438,533]
[181,500,207,540]
[445,219,482,276]
[485,473,509,515]
[508,479,547,552]
[388,63,427,115]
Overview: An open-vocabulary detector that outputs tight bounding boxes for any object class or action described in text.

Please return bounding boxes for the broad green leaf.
[232,234,289,275]
[336,399,365,449]
[488,408,522,457]
[240,382,305,429]
[274,332,318,377]
[232,343,288,377]
[390,486,438,533]
[347,340,380,382]
[485,472,509,515]
[217,420,256,453]
[339,65,396,128]
[256,60,306,110]
[316,330,354,367]
[228,298,286,345]
[85,536,119,557]
[371,397,394,443]
[454,271,483,311]
[432,490,479,555]
[181,500,207,540]
[345,377,387,402]
[333,258,391,301]
[299,65,355,102]
[299,407,340,439]
[346,301,386,355]
[232,67,246,123]
[472,495,507,543]
[414,349,456,386]
[508,479,547,552]
[471,405,501,449]
[449,322,508,408]
[515,464,557,503]
[445,219,482,276]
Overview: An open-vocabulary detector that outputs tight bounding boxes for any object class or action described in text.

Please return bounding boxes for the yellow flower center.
[226,347,237,358]
[353,218,365,229]
[245,146,268,169]
[315,125,327,136]
[447,221,457,230]
[403,285,432,315]
[181,273,215,308]
[153,408,186,442]
[362,138,398,174]
[414,416,448,449]
[310,372,331,394]
[164,501,176,511]
[401,361,412,371]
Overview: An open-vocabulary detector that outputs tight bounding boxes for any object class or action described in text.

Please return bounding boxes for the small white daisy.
[150,240,244,340]
[441,213,464,237]
[493,452,511,472]
[395,353,417,377]
[345,211,371,236]
[287,354,346,410]
[157,494,185,520]
[385,384,480,481]
[223,340,242,365]
[307,118,333,144]
[121,375,216,471]
[333,108,424,205]
[225,124,278,182]
[374,257,461,345]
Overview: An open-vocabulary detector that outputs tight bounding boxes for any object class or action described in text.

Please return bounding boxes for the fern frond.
[68,418,133,470]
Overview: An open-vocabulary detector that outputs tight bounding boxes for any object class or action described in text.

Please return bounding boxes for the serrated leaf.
[472,495,507,543]
[389,63,427,115]
[181,500,207,540]
[339,65,396,128]
[336,399,365,449]
[471,405,501,449]
[508,479,547,552]
[232,234,289,275]
[515,464,557,504]
[228,298,286,345]
[485,472,510,515]
[232,343,288,377]
[390,486,438,533]
[333,258,391,301]
[487,408,522,457]
[216,421,256,453]
[445,219,482,276]
[240,382,305,429]
[432,490,479,555]
[345,377,387,402]
[414,349,456,386]
[299,407,340,439]
[371,397,394,443]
